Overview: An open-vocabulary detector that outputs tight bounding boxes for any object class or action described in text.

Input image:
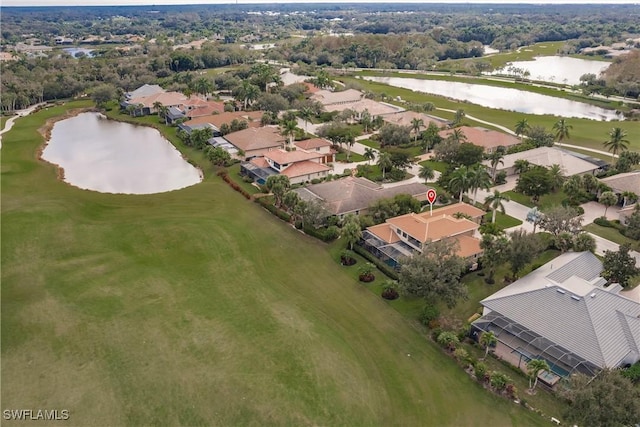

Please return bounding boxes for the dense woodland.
[1,3,640,110]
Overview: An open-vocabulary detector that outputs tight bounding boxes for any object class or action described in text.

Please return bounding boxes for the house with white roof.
[485,146,605,177]
[472,251,640,385]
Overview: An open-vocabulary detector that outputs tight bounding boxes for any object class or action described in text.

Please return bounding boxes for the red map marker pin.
[426,188,437,204]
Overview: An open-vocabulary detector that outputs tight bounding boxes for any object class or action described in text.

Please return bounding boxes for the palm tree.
[153,101,163,118]
[487,147,505,182]
[552,119,572,143]
[234,81,260,111]
[377,152,393,180]
[468,165,492,205]
[453,109,466,126]
[448,166,471,203]
[159,105,170,125]
[360,109,373,133]
[447,128,467,144]
[485,190,510,223]
[344,134,355,161]
[193,77,215,98]
[547,164,565,192]
[313,69,333,90]
[419,164,435,183]
[527,359,550,393]
[513,159,530,175]
[363,147,376,165]
[411,117,424,143]
[280,120,299,149]
[514,118,530,141]
[479,331,497,359]
[298,107,313,133]
[603,127,629,162]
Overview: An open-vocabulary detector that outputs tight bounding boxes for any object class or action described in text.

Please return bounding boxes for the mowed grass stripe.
[2,102,545,426]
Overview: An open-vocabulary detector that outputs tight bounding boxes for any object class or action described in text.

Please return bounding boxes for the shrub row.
[594,216,624,230]
[255,197,291,222]
[217,170,251,200]
[302,224,339,242]
[353,243,399,280]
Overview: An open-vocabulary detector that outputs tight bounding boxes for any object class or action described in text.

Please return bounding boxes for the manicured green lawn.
[335,150,366,163]
[420,159,449,173]
[483,211,523,230]
[358,138,381,149]
[585,223,640,252]
[2,101,551,426]
[504,190,568,211]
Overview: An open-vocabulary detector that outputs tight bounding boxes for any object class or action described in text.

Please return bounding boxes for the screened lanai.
[472,312,601,379]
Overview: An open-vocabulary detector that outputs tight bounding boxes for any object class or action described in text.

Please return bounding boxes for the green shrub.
[594,217,614,227]
[495,171,507,185]
[473,362,487,380]
[419,303,440,327]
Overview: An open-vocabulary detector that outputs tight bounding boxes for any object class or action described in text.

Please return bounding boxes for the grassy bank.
[1,101,548,426]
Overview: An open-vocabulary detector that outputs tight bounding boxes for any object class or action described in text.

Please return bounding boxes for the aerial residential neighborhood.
[1,1,639,426]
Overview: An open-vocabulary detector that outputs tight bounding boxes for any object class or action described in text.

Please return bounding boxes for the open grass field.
[585,223,640,252]
[346,78,640,154]
[1,102,548,426]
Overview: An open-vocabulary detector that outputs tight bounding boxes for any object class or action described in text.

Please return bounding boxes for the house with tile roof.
[361,202,484,267]
[294,138,335,163]
[383,111,448,130]
[472,251,640,384]
[180,111,264,135]
[311,89,364,106]
[241,149,331,185]
[294,176,430,218]
[439,126,521,153]
[599,171,640,206]
[484,146,603,177]
[223,127,285,160]
[323,98,405,117]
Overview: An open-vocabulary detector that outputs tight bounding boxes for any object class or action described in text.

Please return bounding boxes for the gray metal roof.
[481,251,640,369]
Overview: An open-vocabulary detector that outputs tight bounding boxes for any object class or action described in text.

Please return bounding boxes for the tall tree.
[562,369,640,427]
[341,214,362,250]
[398,239,467,308]
[601,244,640,288]
[516,166,552,204]
[598,191,618,218]
[526,359,550,393]
[298,107,314,133]
[538,205,583,238]
[507,229,543,279]
[603,127,629,162]
[377,152,393,180]
[280,119,299,149]
[419,164,435,183]
[487,147,505,182]
[468,165,492,205]
[411,117,424,142]
[547,164,565,192]
[552,118,572,142]
[448,166,472,203]
[514,118,530,141]
[360,109,373,133]
[480,233,509,284]
[453,109,466,126]
[479,331,497,359]
[265,175,291,208]
[233,81,260,110]
[363,147,376,165]
[484,190,510,224]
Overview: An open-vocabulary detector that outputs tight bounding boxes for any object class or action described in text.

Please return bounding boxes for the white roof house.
[473,251,640,378]
[485,146,602,177]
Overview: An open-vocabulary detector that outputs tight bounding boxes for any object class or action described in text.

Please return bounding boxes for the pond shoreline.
[39,108,203,194]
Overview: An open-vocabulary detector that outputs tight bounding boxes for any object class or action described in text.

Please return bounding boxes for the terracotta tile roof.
[303,82,321,94]
[265,149,323,164]
[280,161,331,179]
[293,177,429,216]
[295,138,332,150]
[324,98,403,116]
[223,126,285,152]
[439,126,520,151]
[431,202,486,220]
[367,223,401,244]
[456,235,483,258]
[250,157,269,168]
[383,111,447,128]
[186,101,226,118]
[184,111,264,129]
[311,89,363,106]
[387,212,478,243]
[130,91,186,109]
[599,171,640,194]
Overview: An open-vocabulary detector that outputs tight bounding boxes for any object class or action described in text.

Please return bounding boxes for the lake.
[41,112,202,194]
[486,56,609,85]
[363,76,622,121]
[62,47,95,58]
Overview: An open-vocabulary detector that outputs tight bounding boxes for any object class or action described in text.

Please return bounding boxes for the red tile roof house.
[241,148,332,185]
[361,202,485,269]
[223,126,286,160]
[439,126,521,153]
[294,138,335,163]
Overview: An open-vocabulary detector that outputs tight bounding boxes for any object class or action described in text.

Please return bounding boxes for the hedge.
[255,197,291,222]
[217,170,251,200]
[353,243,399,280]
